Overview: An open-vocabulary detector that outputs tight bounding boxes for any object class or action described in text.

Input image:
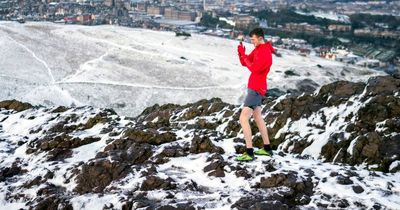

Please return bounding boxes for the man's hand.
[237,43,246,56]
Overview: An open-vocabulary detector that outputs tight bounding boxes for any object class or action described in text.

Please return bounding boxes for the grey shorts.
[243,88,262,110]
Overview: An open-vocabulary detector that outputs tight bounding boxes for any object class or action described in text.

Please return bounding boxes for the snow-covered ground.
[0,21,385,116]
[0,101,399,209]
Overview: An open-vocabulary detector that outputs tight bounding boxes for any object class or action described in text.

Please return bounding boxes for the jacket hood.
[264,41,276,54]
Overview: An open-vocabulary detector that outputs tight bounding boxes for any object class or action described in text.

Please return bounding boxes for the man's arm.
[239,49,254,66]
[241,48,271,73]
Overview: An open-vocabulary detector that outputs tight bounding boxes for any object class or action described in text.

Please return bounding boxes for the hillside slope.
[0,21,386,116]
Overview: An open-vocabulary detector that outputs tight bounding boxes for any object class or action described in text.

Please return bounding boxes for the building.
[76,13,93,24]
[351,44,397,64]
[64,15,78,24]
[356,59,381,68]
[354,28,400,39]
[136,2,148,12]
[233,14,258,30]
[163,7,196,21]
[177,10,196,21]
[164,7,177,19]
[285,22,323,34]
[147,5,164,16]
[328,24,352,32]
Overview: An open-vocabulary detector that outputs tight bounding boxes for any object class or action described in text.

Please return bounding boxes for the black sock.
[264,144,272,151]
[246,148,254,156]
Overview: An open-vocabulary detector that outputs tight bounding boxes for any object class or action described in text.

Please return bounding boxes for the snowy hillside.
[0,21,386,116]
[0,75,399,209]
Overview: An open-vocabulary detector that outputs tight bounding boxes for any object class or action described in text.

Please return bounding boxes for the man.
[235,28,275,162]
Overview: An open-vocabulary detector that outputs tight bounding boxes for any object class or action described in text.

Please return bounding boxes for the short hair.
[249,28,264,38]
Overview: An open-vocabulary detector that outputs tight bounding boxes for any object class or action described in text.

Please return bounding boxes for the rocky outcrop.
[140,175,176,191]
[190,135,224,154]
[271,75,400,172]
[0,99,33,112]
[75,140,153,194]
[0,161,26,181]
[232,195,289,210]
[254,171,314,207]
[0,75,399,209]
[123,128,177,145]
[203,153,227,177]
[24,107,116,161]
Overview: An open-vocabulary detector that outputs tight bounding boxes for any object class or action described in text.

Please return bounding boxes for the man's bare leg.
[239,106,254,148]
[253,106,271,145]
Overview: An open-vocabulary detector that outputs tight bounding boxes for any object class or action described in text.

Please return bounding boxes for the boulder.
[190,135,224,154]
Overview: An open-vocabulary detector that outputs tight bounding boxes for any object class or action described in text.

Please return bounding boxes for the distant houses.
[233,14,259,30]
[285,22,323,34]
[328,24,352,32]
[351,44,397,63]
[316,44,396,68]
[137,4,197,22]
[64,13,93,24]
[354,27,400,39]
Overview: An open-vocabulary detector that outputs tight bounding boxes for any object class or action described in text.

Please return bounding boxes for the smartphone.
[238,35,244,45]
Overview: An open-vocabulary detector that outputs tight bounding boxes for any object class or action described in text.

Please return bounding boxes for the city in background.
[1,0,399,75]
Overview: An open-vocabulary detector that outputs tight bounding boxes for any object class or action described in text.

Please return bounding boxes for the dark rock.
[74,159,128,194]
[284,69,299,77]
[190,135,224,154]
[121,193,157,210]
[137,102,181,129]
[0,162,26,181]
[329,171,338,177]
[83,111,115,129]
[316,80,365,106]
[27,134,101,161]
[36,183,66,196]
[266,88,287,99]
[124,128,177,145]
[288,139,313,154]
[334,198,350,208]
[156,202,196,210]
[203,153,226,177]
[29,195,72,210]
[352,185,364,194]
[262,160,277,172]
[23,176,44,188]
[140,165,158,177]
[180,98,228,121]
[75,141,153,194]
[296,78,319,94]
[0,99,33,112]
[234,144,246,154]
[225,120,241,138]
[47,148,74,161]
[51,106,68,113]
[365,75,400,97]
[140,175,176,191]
[157,144,189,158]
[101,139,153,164]
[255,171,314,207]
[231,194,289,210]
[336,175,353,185]
[204,160,225,177]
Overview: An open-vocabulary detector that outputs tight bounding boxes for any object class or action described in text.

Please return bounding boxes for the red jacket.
[239,42,275,97]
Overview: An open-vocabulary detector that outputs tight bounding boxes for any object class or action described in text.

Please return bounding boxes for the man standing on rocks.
[235,28,275,161]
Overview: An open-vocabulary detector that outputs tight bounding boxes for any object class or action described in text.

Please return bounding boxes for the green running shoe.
[235,152,255,161]
[254,148,273,156]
